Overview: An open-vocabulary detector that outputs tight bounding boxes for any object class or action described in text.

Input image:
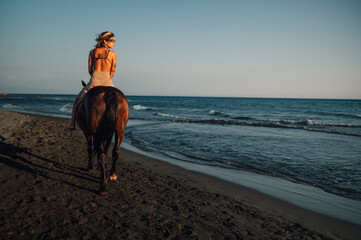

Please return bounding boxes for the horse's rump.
[82,86,127,131]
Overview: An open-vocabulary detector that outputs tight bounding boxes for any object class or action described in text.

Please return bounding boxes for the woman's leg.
[68,90,85,130]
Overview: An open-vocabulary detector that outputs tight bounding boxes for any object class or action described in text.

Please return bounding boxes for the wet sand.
[0,109,360,239]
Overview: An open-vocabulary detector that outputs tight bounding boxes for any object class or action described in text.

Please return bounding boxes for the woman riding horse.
[70,32,129,194]
[69,31,117,130]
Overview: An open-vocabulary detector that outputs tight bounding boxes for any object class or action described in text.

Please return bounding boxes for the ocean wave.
[25,96,74,102]
[209,110,254,120]
[3,104,24,110]
[0,96,25,100]
[209,110,221,115]
[133,105,155,111]
[338,113,361,119]
[156,112,183,119]
[313,111,361,120]
[60,104,72,113]
[209,110,230,117]
[129,117,361,137]
[36,96,71,101]
[302,127,361,137]
[272,119,297,124]
[270,119,361,128]
[51,96,74,101]
[232,116,254,120]
[300,119,361,128]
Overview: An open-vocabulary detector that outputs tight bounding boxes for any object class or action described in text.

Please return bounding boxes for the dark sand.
[0,109,360,239]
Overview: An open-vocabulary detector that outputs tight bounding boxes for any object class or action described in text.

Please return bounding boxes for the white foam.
[270,119,297,124]
[306,119,314,125]
[60,103,72,113]
[3,104,23,110]
[52,97,69,101]
[157,112,182,119]
[306,120,358,127]
[133,105,153,111]
[209,110,221,115]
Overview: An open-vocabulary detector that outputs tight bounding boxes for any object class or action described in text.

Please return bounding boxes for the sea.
[1,94,361,224]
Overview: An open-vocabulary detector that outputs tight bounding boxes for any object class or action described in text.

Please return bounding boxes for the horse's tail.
[94,90,119,154]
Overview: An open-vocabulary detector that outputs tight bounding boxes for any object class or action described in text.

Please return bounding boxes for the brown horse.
[76,84,129,194]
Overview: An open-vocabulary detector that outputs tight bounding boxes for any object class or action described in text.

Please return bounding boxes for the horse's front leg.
[110,130,124,181]
[86,135,95,171]
[98,149,108,195]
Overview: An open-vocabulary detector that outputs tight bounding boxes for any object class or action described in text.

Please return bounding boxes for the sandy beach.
[0,109,360,239]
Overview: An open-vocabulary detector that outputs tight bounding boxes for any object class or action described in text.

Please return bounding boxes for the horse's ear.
[81,80,86,87]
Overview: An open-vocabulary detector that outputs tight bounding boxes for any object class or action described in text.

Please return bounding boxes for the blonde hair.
[95,31,115,48]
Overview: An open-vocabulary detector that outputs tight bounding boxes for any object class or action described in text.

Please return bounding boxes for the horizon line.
[2,92,361,100]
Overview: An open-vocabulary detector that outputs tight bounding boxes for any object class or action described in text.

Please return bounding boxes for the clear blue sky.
[0,0,360,98]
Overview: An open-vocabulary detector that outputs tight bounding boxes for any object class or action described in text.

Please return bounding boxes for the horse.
[76,83,129,194]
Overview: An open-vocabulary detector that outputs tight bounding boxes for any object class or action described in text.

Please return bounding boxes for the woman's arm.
[110,51,117,80]
[88,50,94,75]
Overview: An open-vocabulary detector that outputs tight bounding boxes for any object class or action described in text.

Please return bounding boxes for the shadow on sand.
[0,140,99,194]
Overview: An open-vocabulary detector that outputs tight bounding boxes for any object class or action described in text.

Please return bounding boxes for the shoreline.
[119,147,361,237]
[0,109,360,239]
[121,139,361,225]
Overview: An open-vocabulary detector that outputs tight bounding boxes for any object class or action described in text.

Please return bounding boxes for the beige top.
[85,70,114,92]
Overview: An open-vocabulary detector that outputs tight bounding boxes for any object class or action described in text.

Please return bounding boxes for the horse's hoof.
[110,174,117,181]
[99,184,108,195]
[99,187,108,195]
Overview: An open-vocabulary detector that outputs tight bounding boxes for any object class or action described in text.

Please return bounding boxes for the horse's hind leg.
[110,130,124,181]
[86,135,95,171]
[98,145,108,194]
